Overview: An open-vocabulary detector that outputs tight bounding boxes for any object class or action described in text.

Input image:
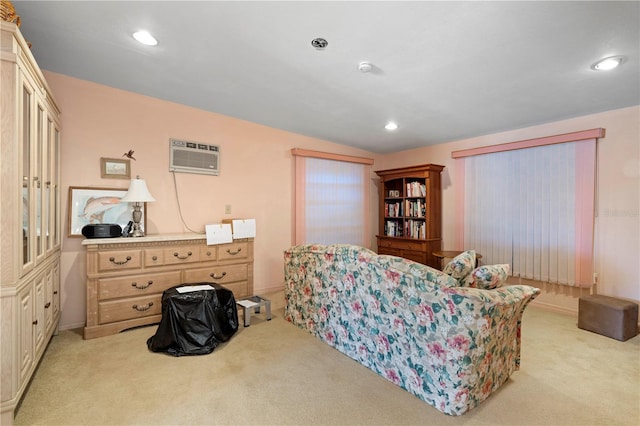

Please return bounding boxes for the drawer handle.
[152,256,158,261]
[226,248,242,255]
[53,291,58,295]
[45,302,51,309]
[209,272,227,280]
[173,251,192,260]
[109,256,132,265]
[131,280,153,290]
[132,302,154,312]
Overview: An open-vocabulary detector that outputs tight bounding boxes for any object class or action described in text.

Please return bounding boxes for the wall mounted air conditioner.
[169,138,219,176]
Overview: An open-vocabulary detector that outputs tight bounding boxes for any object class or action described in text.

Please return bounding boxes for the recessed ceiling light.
[385,122,398,131]
[591,56,624,71]
[311,38,328,50]
[133,30,158,46]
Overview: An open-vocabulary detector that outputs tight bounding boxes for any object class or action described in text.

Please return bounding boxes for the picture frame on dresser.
[68,186,146,237]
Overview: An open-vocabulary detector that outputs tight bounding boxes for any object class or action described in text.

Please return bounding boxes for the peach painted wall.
[45,69,638,328]
[44,71,381,330]
[377,105,640,315]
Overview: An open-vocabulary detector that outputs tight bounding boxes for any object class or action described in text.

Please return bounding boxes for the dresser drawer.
[218,242,248,261]
[220,280,250,299]
[401,250,427,264]
[183,264,248,284]
[144,248,164,267]
[163,245,201,265]
[378,247,401,257]
[200,246,217,261]
[98,294,162,324]
[98,271,182,300]
[98,249,142,272]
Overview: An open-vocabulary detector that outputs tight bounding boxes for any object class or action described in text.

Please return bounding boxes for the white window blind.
[453,129,602,287]
[464,143,577,284]
[292,149,373,246]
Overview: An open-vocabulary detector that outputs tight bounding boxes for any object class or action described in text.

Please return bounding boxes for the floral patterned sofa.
[283,244,540,415]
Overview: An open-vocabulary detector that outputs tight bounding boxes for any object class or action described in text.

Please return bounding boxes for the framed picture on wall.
[100,157,130,179]
[67,186,146,237]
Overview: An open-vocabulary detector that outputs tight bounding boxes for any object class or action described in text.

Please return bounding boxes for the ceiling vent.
[169,138,219,176]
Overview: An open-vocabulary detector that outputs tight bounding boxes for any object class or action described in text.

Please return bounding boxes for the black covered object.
[147,283,238,356]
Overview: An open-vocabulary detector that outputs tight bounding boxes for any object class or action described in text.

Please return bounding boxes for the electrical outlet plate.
[225,204,231,214]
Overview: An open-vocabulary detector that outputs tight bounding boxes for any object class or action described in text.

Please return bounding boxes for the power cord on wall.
[171,171,204,234]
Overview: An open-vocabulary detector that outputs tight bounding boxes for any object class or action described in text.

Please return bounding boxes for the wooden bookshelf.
[375,164,444,268]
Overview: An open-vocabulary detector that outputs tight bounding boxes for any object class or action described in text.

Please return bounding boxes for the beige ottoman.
[578,295,638,341]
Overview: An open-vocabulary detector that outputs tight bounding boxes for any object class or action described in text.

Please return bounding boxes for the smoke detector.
[358,62,372,73]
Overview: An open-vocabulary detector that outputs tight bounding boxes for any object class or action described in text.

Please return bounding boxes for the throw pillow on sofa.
[442,250,476,282]
[464,264,510,289]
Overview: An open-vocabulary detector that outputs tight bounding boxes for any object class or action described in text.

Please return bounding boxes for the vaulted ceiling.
[13,1,640,153]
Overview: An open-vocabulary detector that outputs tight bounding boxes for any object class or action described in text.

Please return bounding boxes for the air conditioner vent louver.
[169,138,219,176]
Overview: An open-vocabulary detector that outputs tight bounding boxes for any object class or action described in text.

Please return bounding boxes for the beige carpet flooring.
[13,292,640,426]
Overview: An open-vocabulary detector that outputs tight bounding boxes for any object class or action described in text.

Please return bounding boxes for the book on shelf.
[406,219,426,239]
[406,181,428,197]
[404,199,426,217]
[385,201,402,217]
[385,220,403,237]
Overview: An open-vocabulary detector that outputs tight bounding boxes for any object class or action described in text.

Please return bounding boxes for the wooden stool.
[578,295,638,341]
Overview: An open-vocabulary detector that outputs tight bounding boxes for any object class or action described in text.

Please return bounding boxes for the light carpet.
[14,293,640,425]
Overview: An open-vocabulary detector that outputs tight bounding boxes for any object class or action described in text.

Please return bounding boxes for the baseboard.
[530,299,577,318]
[256,284,284,295]
[58,321,85,332]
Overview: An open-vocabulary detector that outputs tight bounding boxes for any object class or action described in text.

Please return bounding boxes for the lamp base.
[130,225,145,237]
[130,204,145,237]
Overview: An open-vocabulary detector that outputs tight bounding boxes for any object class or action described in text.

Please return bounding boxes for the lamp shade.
[120,177,156,203]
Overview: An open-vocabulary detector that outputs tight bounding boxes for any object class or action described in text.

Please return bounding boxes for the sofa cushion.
[442,250,476,282]
[464,264,510,289]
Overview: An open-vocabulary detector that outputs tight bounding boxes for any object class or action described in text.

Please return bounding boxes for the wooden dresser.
[82,234,254,339]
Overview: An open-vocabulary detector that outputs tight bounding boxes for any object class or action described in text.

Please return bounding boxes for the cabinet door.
[18,284,35,387]
[52,262,60,320]
[19,73,35,275]
[34,274,46,354]
[50,123,61,250]
[44,266,54,333]
[34,99,47,264]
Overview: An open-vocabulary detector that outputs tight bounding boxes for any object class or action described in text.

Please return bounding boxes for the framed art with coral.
[67,186,145,237]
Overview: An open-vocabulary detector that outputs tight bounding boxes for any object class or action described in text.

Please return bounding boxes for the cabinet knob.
[53,291,58,295]
[152,255,158,261]
[173,251,192,260]
[206,251,212,256]
[45,302,51,309]
[32,319,38,325]
[209,272,227,280]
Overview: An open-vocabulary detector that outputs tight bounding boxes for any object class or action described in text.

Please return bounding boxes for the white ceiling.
[13,1,640,154]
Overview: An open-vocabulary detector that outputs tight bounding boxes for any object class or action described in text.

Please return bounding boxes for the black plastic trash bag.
[147,283,239,356]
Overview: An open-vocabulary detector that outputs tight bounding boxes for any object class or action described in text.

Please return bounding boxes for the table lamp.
[120,176,155,237]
